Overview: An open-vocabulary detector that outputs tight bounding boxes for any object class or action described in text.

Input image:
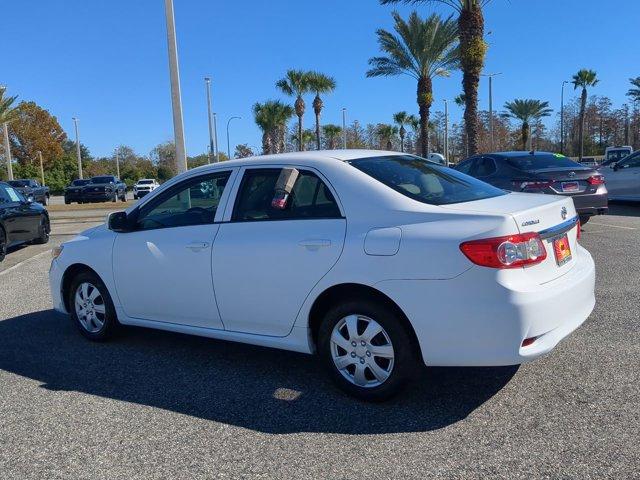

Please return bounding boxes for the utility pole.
[226,116,241,159]
[444,99,449,162]
[72,117,83,179]
[213,113,219,162]
[115,149,121,178]
[164,0,187,173]
[481,72,502,151]
[2,122,12,181]
[342,108,347,149]
[37,151,45,185]
[204,77,215,164]
[560,80,568,154]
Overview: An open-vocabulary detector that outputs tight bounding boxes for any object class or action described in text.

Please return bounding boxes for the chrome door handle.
[298,239,331,250]
[186,241,209,251]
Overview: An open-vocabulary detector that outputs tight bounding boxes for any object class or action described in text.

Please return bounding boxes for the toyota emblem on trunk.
[568,171,576,177]
[561,206,568,220]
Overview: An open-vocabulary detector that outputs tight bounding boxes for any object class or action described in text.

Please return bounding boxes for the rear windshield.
[606,150,631,162]
[91,176,115,184]
[72,179,91,186]
[138,180,154,185]
[506,154,583,171]
[348,155,506,205]
[8,180,29,187]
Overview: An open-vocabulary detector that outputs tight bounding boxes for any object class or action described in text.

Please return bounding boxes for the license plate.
[561,181,579,192]
[552,234,572,266]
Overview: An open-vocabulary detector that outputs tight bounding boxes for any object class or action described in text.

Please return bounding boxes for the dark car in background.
[63,179,91,204]
[80,176,127,203]
[454,151,608,224]
[7,179,50,205]
[0,182,50,263]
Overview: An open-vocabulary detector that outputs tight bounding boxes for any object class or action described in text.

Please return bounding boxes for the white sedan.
[49,150,595,400]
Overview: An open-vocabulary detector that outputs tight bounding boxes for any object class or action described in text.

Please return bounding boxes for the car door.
[604,154,640,198]
[212,166,346,337]
[112,170,236,328]
[0,185,37,241]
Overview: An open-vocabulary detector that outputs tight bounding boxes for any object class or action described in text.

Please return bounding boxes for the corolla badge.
[521,219,540,227]
[561,206,568,220]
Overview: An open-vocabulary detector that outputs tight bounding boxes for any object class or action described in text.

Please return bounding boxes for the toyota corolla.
[49,151,595,400]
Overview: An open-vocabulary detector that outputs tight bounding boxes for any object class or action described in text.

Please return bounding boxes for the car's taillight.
[587,175,604,185]
[513,180,553,191]
[460,232,547,269]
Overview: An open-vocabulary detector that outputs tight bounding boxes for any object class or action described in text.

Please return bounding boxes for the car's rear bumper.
[374,244,595,366]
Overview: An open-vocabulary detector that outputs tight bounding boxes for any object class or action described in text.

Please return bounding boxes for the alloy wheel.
[74,282,106,333]
[330,314,395,388]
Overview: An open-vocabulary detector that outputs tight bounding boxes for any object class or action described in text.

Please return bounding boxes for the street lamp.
[114,148,121,178]
[481,72,502,151]
[443,99,449,162]
[226,116,241,159]
[164,0,187,173]
[204,77,216,164]
[213,113,219,162]
[72,117,83,179]
[342,108,347,149]
[560,80,569,154]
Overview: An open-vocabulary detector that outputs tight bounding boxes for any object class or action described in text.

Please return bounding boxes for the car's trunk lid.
[528,167,597,195]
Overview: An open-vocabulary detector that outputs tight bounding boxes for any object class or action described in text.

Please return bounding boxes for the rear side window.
[349,155,505,205]
[475,157,497,177]
[506,154,583,171]
[233,168,341,221]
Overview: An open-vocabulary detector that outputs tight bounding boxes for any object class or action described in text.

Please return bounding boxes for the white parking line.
[589,222,636,230]
[0,250,51,277]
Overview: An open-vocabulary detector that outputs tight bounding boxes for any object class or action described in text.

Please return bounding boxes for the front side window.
[349,155,505,206]
[91,176,115,184]
[617,151,640,169]
[0,185,24,203]
[233,168,341,221]
[136,172,231,230]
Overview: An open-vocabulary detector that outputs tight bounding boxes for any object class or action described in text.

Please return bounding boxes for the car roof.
[482,151,561,158]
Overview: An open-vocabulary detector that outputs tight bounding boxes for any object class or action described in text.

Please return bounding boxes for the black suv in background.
[78,176,127,203]
[454,151,608,224]
[63,179,91,204]
[7,179,50,205]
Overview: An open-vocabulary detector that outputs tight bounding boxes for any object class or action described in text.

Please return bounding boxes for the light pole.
[114,149,121,178]
[72,117,83,179]
[2,122,12,181]
[164,0,187,173]
[204,77,215,164]
[481,72,501,151]
[560,80,569,154]
[37,151,45,185]
[342,108,347,149]
[213,113,219,162]
[443,99,449,162]
[226,116,241,159]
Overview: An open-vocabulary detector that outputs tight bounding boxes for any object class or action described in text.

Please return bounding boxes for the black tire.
[65,199,71,205]
[68,271,119,341]
[31,215,50,245]
[318,299,419,401]
[41,196,47,206]
[0,226,6,263]
[111,194,117,203]
[579,215,590,226]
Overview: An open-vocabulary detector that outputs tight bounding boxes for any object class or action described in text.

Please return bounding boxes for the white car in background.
[49,150,595,400]
[133,178,159,199]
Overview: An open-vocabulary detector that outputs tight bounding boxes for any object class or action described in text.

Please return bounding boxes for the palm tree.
[572,69,598,161]
[381,0,491,157]
[0,86,19,180]
[503,99,552,150]
[408,115,420,153]
[376,124,399,150]
[627,77,640,103]
[393,111,412,152]
[253,101,294,154]
[276,70,312,151]
[322,124,342,149]
[367,11,459,156]
[291,128,316,151]
[308,72,336,150]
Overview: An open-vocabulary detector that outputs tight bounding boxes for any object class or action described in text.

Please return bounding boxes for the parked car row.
[7,179,50,205]
[64,176,127,204]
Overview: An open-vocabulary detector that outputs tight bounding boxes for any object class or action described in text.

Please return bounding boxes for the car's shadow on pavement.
[0,310,518,434]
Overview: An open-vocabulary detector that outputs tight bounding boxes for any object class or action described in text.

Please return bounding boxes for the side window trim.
[222,165,345,223]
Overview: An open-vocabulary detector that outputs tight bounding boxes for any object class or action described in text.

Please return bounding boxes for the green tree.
[291,128,316,151]
[322,124,342,149]
[308,72,336,150]
[393,111,412,152]
[0,86,19,180]
[503,99,552,150]
[151,141,177,180]
[572,69,599,160]
[253,101,295,154]
[276,70,312,151]
[376,124,399,150]
[381,0,489,156]
[367,12,459,156]
[234,144,255,158]
[627,76,640,104]
[9,101,66,166]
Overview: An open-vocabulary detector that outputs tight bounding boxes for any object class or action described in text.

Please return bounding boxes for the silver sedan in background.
[600,151,640,201]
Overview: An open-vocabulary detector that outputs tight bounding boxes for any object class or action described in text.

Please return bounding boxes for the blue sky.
[5,0,640,157]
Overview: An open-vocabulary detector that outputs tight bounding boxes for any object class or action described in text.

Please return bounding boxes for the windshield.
[505,154,584,171]
[138,180,154,185]
[72,179,91,186]
[8,180,29,187]
[349,155,506,206]
[606,149,631,162]
[91,176,115,184]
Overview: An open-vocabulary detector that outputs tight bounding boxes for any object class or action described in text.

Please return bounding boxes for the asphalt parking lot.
[0,201,638,479]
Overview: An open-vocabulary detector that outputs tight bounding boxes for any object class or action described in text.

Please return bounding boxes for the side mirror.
[108,211,131,232]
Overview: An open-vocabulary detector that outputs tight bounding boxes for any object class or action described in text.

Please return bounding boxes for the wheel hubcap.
[74,282,106,333]
[330,314,395,388]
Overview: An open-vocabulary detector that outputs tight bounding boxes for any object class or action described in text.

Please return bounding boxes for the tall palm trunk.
[521,121,529,150]
[418,76,432,156]
[295,96,305,151]
[261,132,272,155]
[313,94,323,150]
[578,87,587,160]
[399,125,406,152]
[459,6,485,156]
